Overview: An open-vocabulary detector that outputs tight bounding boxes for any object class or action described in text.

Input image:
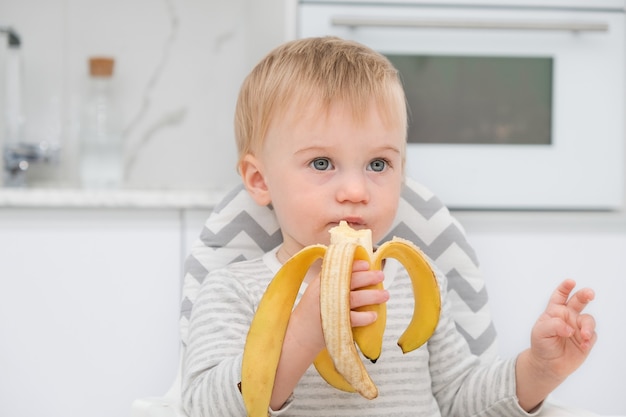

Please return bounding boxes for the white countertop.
[0,187,225,209]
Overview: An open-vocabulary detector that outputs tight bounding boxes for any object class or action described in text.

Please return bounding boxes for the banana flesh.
[320,240,378,399]
[325,222,386,363]
[241,221,441,416]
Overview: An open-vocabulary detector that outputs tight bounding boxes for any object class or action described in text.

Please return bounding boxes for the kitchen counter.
[0,187,225,209]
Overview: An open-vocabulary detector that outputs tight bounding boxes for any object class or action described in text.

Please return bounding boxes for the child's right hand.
[289,260,389,356]
[271,260,388,410]
[348,260,390,327]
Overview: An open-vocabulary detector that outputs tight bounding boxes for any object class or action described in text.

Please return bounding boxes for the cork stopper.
[89,57,115,77]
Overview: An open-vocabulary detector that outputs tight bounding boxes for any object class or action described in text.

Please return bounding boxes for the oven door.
[298,2,625,210]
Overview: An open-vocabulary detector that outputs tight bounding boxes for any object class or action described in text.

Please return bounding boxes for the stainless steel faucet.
[1,26,60,187]
[3,141,60,187]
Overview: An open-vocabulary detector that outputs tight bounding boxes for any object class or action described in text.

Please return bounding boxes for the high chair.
[131,177,599,417]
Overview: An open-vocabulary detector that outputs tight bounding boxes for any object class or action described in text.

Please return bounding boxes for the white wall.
[456,211,626,415]
[0,0,293,189]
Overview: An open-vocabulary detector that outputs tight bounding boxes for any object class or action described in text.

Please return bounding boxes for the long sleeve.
[182,260,270,417]
[181,253,540,417]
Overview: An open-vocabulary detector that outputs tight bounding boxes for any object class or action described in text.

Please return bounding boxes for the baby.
[182,36,596,416]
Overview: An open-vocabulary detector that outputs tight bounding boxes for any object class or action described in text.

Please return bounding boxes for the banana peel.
[241,221,441,416]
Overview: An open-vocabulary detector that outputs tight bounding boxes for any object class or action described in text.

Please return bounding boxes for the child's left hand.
[530,279,596,377]
[516,279,596,411]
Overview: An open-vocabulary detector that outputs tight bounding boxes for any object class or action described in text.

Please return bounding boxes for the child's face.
[251,99,405,255]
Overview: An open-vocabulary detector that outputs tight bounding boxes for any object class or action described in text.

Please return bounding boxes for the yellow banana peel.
[241,221,441,416]
[240,244,326,416]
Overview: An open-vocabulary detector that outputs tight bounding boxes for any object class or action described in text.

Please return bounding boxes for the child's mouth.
[340,218,366,228]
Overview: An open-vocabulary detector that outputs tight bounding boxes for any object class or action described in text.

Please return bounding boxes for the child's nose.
[336,173,370,204]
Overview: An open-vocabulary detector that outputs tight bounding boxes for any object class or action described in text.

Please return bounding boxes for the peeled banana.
[241,221,441,416]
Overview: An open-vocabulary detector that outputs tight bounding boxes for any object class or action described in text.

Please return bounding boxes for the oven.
[298,0,625,210]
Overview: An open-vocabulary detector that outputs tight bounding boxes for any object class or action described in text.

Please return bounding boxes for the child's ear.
[240,154,271,206]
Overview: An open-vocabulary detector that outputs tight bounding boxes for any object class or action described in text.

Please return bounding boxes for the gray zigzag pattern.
[383,221,494,351]
[381,187,494,354]
[383,221,479,267]
[184,254,208,284]
[181,252,208,320]
[181,253,249,320]
[180,297,194,320]
[446,268,489,312]
[400,184,442,221]
[199,211,282,253]
[213,184,246,213]
[456,321,497,356]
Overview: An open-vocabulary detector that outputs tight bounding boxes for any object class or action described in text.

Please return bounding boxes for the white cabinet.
[0,209,182,417]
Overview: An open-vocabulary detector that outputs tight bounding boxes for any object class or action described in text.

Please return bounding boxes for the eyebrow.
[375,145,402,155]
[361,145,403,157]
[294,144,402,157]
[293,145,326,156]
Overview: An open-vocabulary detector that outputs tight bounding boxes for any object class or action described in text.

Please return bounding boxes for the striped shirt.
[183,247,535,417]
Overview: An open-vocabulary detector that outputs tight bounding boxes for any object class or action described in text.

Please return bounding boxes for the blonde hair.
[234,36,408,171]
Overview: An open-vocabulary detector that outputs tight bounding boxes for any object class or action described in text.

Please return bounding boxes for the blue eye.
[311,158,333,171]
[368,159,388,172]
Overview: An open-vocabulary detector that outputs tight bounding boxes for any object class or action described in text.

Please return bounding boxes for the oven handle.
[331,16,609,32]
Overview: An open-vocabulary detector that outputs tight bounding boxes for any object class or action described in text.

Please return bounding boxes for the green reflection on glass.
[387,54,553,145]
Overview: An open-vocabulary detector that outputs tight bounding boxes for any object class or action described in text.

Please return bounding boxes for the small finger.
[350,288,389,309]
[547,279,577,308]
[350,269,384,290]
[535,315,574,339]
[352,260,370,272]
[577,313,597,341]
[572,315,597,352]
[567,287,595,314]
[350,310,378,327]
[580,328,598,351]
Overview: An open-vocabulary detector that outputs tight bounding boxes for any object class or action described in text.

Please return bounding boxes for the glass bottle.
[79,57,123,188]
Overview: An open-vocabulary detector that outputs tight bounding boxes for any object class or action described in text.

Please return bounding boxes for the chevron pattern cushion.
[181,177,498,362]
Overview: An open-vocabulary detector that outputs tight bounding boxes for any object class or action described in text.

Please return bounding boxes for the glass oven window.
[386,55,553,145]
